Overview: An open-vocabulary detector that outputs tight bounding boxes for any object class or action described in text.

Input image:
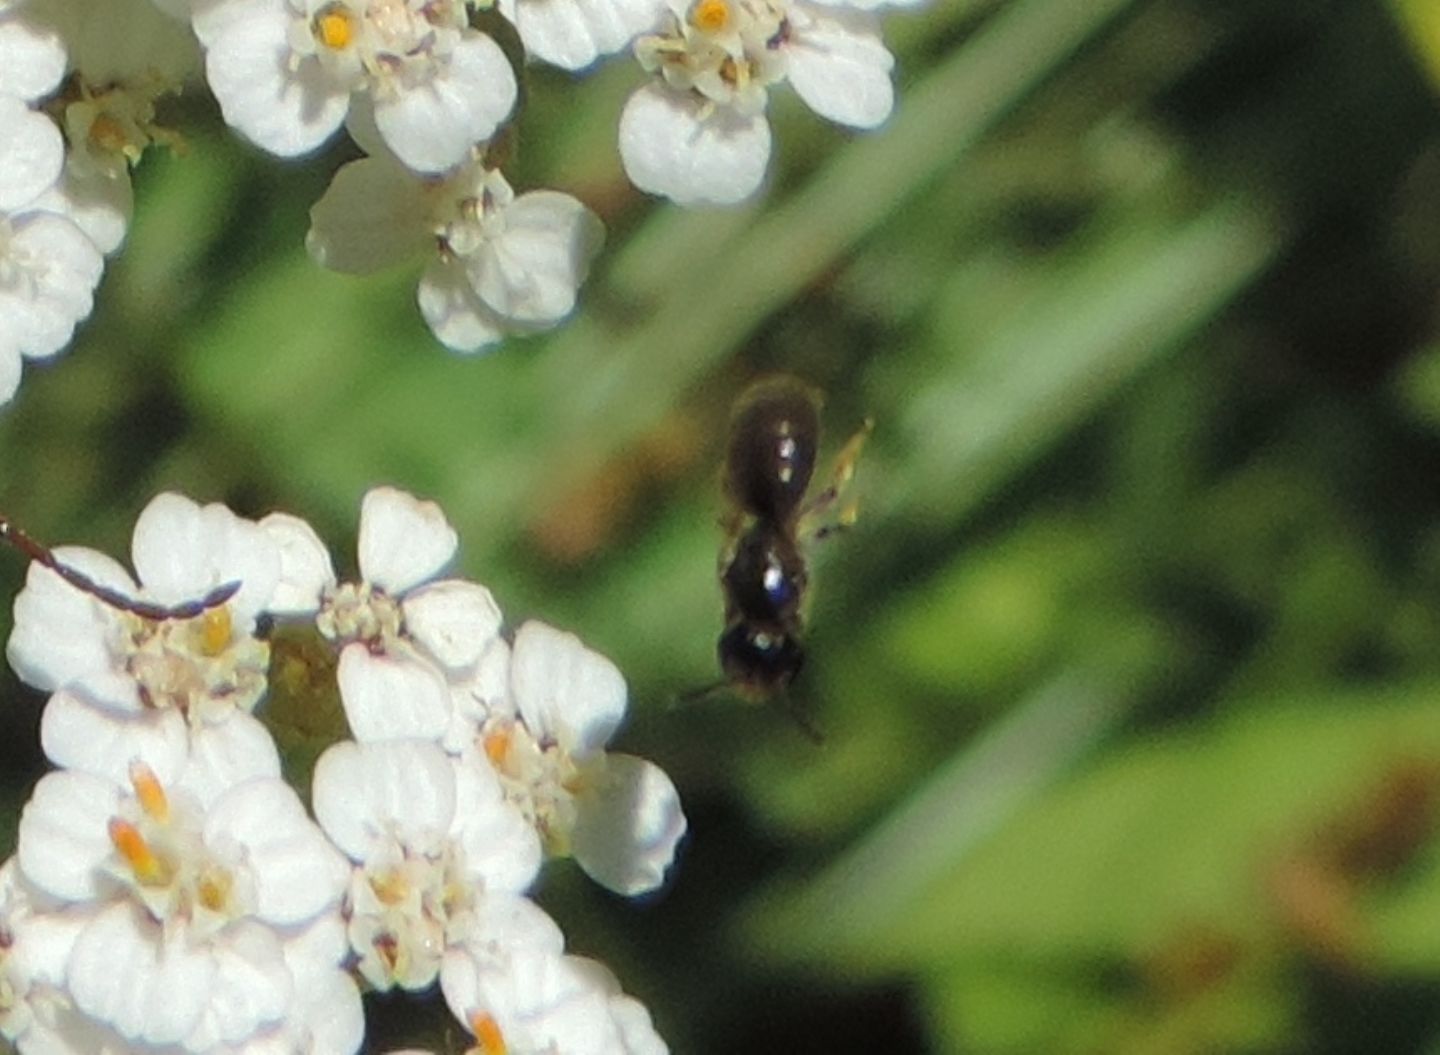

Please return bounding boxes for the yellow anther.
[483,728,513,768]
[719,55,747,89]
[198,605,232,656]
[88,113,129,155]
[470,1012,508,1055]
[313,5,356,50]
[128,761,169,823]
[108,819,170,886]
[197,866,232,913]
[691,0,732,32]
[370,869,410,906]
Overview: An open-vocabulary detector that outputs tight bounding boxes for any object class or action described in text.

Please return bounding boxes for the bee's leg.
[777,689,825,745]
[798,417,873,542]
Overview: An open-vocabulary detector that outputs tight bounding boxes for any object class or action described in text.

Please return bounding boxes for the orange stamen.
[484,728,513,768]
[108,819,169,886]
[128,761,169,823]
[471,1012,507,1055]
[691,0,731,32]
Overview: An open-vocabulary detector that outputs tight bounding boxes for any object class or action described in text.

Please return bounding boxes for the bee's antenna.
[0,512,241,621]
[776,690,825,745]
[670,679,730,709]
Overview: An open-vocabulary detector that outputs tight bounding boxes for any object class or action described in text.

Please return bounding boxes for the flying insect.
[713,375,870,724]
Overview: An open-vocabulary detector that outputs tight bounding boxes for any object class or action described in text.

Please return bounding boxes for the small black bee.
[713,375,869,725]
[0,514,239,621]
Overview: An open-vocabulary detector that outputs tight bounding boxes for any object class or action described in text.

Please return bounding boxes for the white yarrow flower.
[190,0,518,173]
[0,857,84,1052]
[442,942,669,1055]
[0,95,104,407]
[469,620,687,896]
[15,763,350,1051]
[312,738,544,992]
[619,0,895,204]
[305,486,512,741]
[307,152,605,353]
[0,199,102,407]
[6,494,284,736]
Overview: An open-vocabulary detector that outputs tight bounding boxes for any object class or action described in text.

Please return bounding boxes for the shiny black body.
[717,377,822,699]
[725,377,820,523]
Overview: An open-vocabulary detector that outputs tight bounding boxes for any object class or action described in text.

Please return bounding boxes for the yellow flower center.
[198,604,232,656]
[692,0,732,33]
[314,4,357,50]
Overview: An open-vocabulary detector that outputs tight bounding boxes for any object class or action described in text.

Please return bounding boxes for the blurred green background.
[8,0,1440,1051]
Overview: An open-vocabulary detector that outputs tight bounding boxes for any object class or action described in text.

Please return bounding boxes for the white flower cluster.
[2,486,681,1054]
[0,0,917,399]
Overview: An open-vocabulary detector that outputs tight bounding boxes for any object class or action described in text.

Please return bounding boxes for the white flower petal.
[0,17,67,102]
[502,0,667,71]
[446,636,513,751]
[6,547,133,694]
[283,912,350,976]
[181,922,292,1049]
[258,511,336,614]
[3,212,104,360]
[0,344,19,405]
[618,83,771,206]
[177,712,284,808]
[372,31,517,174]
[17,771,123,904]
[32,152,134,256]
[341,93,387,157]
[66,901,212,1046]
[573,754,685,896]
[612,992,669,1055]
[459,891,565,961]
[469,190,604,324]
[418,256,509,353]
[200,0,349,157]
[306,154,433,275]
[72,667,145,714]
[313,739,457,861]
[0,97,62,212]
[786,3,893,129]
[402,578,504,673]
[337,645,454,742]
[11,908,89,991]
[452,752,541,893]
[129,493,281,625]
[357,486,458,593]
[289,966,364,1055]
[511,621,626,754]
[205,778,348,925]
[39,689,188,784]
[443,948,622,1055]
